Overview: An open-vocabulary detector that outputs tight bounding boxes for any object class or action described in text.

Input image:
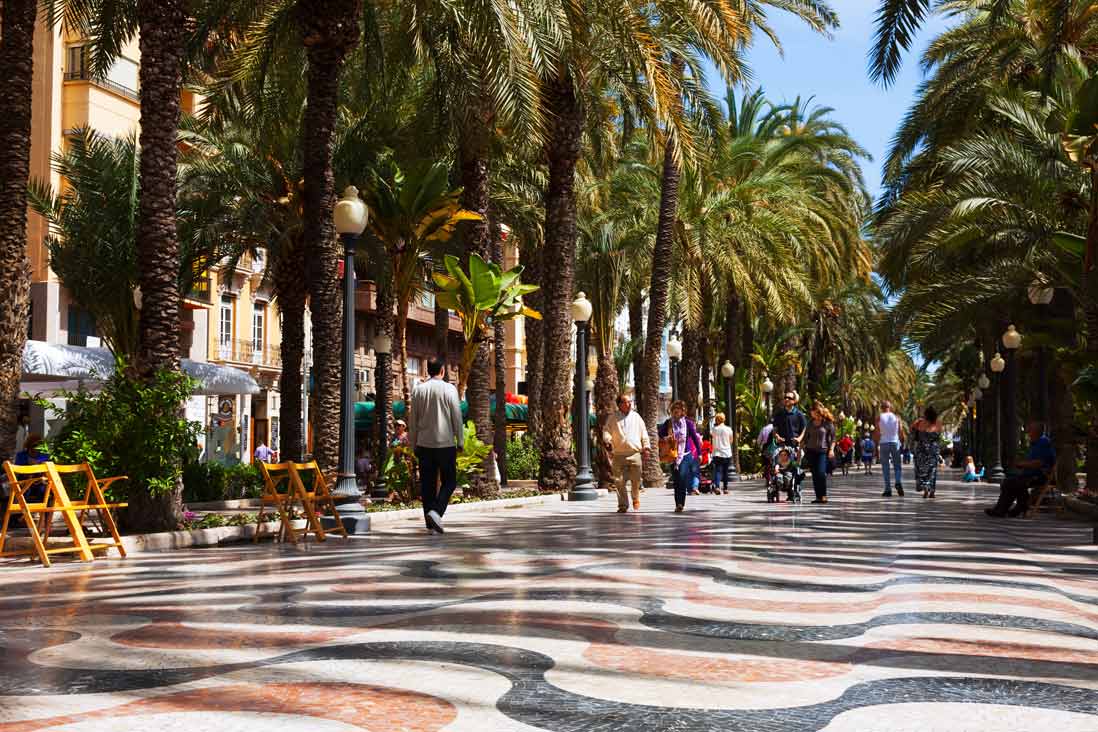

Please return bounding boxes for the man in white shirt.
[711,412,734,494]
[409,358,464,534]
[874,401,905,497]
[602,394,650,512]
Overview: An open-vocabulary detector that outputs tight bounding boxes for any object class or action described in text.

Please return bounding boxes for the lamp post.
[371,332,392,502]
[721,360,738,481]
[1029,285,1053,430]
[332,186,370,533]
[987,352,1006,483]
[761,376,774,417]
[569,292,598,501]
[973,385,984,469]
[667,333,682,403]
[1001,323,1022,467]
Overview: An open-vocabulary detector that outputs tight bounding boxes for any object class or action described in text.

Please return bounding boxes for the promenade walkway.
[0,467,1095,731]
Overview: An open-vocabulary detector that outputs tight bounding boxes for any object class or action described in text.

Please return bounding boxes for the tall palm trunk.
[126,0,186,532]
[395,294,411,403]
[594,347,619,490]
[640,122,683,488]
[0,0,36,462]
[297,0,360,477]
[628,290,645,416]
[680,326,701,419]
[722,288,742,470]
[458,103,498,497]
[491,217,508,485]
[374,279,396,475]
[522,241,545,441]
[275,251,307,461]
[434,300,449,360]
[536,73,584,492]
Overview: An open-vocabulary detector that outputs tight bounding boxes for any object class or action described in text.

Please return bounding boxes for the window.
[67,306,96,347]
[65,45,89,80]
[219,295,233,358]
[252,304,265,356]
[406,356,422,382]
[420,290,435,309]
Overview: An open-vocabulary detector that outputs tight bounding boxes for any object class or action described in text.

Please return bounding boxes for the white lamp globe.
[977,373,990,390]
[990,352,1006,373]
[761,377,774,394]
[1002,324,1022,350]
[571,292,593,323]
[721,361,735,379]
[666,337,682,360]
[373,332,392,355]
[1028,282,1054,305]
[333,186,368,235]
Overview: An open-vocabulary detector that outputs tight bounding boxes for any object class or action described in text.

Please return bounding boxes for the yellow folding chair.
[1,461,128,567]
[255,462,298,543]
[289,461,348,542]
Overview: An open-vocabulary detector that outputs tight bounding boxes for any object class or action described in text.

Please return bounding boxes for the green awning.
[354,397,529,430]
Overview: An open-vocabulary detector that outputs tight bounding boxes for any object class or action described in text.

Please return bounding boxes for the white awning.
[20,341,260,396]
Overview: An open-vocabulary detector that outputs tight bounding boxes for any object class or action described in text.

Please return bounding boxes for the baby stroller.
[767,443,803,503]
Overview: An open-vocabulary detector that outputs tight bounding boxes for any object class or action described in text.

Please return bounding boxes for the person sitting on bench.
[985,421,1054,518]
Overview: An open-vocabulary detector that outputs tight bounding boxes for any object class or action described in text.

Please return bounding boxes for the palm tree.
[0,0,37,461]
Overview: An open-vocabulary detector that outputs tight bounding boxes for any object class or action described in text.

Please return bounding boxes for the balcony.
[186,275,213,305]
[63,68,139,102]
[214,338,281,369]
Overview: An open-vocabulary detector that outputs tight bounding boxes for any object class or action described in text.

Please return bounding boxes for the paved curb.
[123,492,579,553]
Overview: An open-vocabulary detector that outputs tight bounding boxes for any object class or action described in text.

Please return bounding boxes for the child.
[861,433,875,475]
[962,456,979,483]
[774,446,803,501]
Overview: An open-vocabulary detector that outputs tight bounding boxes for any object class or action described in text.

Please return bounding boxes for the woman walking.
[912,406,943,498]
[658,400,703,513]
[803,402,836,504]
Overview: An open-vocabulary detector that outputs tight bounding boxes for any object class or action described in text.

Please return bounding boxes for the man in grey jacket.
[408,357,464,534]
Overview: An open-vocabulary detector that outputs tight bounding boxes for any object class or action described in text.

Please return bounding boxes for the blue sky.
[705,0,949,199]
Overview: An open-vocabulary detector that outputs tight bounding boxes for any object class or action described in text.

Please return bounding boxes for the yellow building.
[24,19,276,463]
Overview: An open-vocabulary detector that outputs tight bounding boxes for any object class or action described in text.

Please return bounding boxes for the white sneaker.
[427,510,444,534]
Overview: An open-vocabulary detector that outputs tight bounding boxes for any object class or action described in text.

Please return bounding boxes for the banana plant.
[433,253,541,394]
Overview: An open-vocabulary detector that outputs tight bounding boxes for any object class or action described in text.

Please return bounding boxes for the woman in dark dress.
[912,406,943,498]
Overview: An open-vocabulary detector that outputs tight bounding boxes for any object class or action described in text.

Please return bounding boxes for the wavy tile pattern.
[1,468,1096,730]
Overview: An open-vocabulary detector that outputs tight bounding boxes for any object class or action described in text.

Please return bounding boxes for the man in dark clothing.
[771,392,807,447]
[986,421,1055,518]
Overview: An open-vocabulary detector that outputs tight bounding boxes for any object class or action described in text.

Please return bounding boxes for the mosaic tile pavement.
[1,467,1096,731]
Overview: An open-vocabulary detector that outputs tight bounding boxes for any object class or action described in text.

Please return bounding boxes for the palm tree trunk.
[594,347,619,490]
[458,106,498,498]
[536,73,584,493]
[491,214,508,485]
[276,258,307,461]
[297,1,359,477]
[680,326,701,419]
[640,119,683,488]
[522,241,544,442]
[126,0,187,532]
[395,295,411,404]
[722,287,742,470]
[434,300,450,360]
[0,0,36,462]
[374,279,396,476]
[628,290,645,416]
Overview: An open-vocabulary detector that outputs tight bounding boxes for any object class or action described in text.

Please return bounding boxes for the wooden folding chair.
[1025,470,1059,518]
[1,461,127,567]
[289,461,348,542]
[255,462,298,543]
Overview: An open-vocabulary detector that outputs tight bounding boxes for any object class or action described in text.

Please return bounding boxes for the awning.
[20,340,260,396]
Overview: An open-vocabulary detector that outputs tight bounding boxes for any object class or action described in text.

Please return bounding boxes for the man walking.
[874,401,905,497]
[408,357,464,534]
[711,412,734,493]
[603,395,650,512]
[772,392,807,447]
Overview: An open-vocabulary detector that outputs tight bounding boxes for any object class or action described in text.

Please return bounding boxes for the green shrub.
[224,463,263,499]
[40,364,199,502]
[738,444,760,474]
[456,421,492,488]
[182,461,262,502]
[506,435,540,480]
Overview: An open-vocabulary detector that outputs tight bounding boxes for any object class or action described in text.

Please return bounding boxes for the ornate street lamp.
[721,360,738,481]
[987,351,1007,483]
[977,373,990,391]
[370,332,392,502]
[667,332,682,403]
[761,375,773,415]
[1029,285,1053,429]
[332,186,370,532]
[1001,323,1022,468]
[569,292,597,501]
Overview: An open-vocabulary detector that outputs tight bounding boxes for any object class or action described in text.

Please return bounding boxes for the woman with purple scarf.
[658,400,703,512]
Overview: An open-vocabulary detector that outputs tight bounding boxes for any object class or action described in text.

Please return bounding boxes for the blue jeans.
[712,456,732,489]
[804,448,829,499]
[880,442,902,493]
[672,454,698,506]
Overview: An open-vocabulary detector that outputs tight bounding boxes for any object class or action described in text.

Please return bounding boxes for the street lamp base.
[986,464,1006,484]
[322,509,371,534]
[568,484,600,501]
[326,473,370,534]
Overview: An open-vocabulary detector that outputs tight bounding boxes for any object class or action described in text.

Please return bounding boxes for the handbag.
[658,435,678,464]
